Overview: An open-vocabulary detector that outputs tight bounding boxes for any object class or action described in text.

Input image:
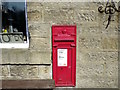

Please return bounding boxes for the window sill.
[0,42,29,49]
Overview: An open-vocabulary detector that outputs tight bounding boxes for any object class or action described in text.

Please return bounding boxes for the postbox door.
[56,48,72,85]
[53,46,75,86]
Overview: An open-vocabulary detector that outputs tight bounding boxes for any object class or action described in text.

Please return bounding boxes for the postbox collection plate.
[52,25,76,87]
[57,49,67,66]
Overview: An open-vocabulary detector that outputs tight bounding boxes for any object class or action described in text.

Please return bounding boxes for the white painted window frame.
[0,0,29,49]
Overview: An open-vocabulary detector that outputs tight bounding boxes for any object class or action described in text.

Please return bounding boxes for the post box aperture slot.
[54,38,74,42]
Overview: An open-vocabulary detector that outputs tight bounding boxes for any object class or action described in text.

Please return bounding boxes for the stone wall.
[1,2,119,88]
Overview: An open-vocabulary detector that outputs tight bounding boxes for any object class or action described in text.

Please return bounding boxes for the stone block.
[29,50,51,64]
[76,51,118,88]
[9,65,45,79]
[30,37,51,50]
[1,66,10,77]
[44,7,75,24]
[77,23,118,35]
[98,12,118,30]
[95,77,118,88]
[27,11,43,22]
[27,2,43,22]
[0,66,1,77]
[77,51,118,64]
[76,76,98,88]
[38,66,51,79]
[2,49,29,64]
[74,9,98,24]
[101,36,118,50]
[26,66,39,79]
[78,35,118,51]
[70,2,105,10]
[28,22,51,38]
[77,24,99,34]
[41,2,60,10]
[27,2,43,13]
[78,35,102,51]
[76,76,118,88]
[10,65,28,79]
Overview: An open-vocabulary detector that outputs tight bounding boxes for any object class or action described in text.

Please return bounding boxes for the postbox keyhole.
[62,30,67,34]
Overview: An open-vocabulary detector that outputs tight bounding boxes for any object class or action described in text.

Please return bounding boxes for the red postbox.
[52,25,76,87]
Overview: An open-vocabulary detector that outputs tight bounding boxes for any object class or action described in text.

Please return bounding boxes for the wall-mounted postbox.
[52,25,76,87]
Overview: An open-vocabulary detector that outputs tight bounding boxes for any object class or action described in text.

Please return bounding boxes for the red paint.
[52,25,76,87]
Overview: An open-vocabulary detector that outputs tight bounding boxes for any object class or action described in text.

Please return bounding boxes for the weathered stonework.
[1,2,119,88]
[1,65,51,79]
[1,66,10,77]
[2,49,29,64]
[38,66,52,79]
[10,65,28,79]
[78,35,118,51]
[29,50,51,64]
[28,23,51,38]
[27,66,39,79]
[76,51,118,88]
[44,7,75,24]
